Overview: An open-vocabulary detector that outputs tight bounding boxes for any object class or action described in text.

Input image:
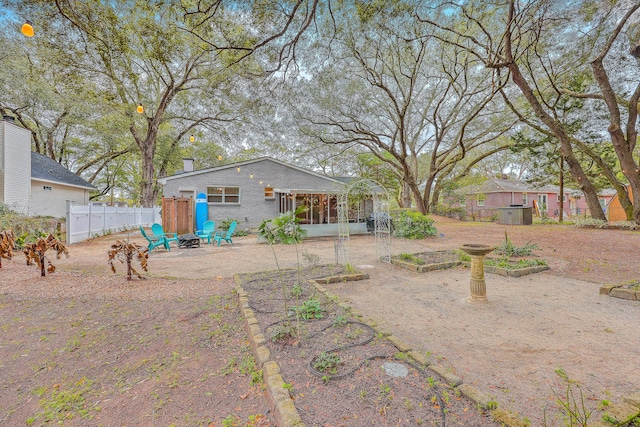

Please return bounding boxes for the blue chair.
[213,221,237,246]
[139,227,170,252]
[196,220,216,244]
[151,223,179,247]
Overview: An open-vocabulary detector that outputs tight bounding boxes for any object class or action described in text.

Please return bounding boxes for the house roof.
[458,178,568,195]
[31,152,96,190]
[158,156,347,187]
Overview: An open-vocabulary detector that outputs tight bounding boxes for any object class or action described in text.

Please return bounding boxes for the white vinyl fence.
[66,201,161,244]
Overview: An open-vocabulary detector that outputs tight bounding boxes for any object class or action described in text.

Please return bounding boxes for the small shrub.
[574,217,608,228]
[220,218,248,236]
[494,232,538,257]
[485,257,547,269]
[392,210,437,239]
[0,229,16,268]
[313,352,342,374]
[431,204,468,220]
[292,299,325,320]
[290,284,304,298]
[23,234,69,277]
[107,240,148,280]
[271,324,295,342]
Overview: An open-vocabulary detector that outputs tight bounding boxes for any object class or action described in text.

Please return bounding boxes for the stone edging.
[234,275,305,427]
[391,258,462,272]
[235,273,639,427]
[484,264,550,277]
[234,272,503,426]
[600,283,640,301]
[390,251,550,277]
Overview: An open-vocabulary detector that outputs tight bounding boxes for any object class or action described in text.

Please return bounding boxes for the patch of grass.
[28,377,97,425]
[398,253,426,265]
[485,257,547,269]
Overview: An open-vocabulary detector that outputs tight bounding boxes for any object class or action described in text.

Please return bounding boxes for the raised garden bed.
[600,280,640,301]
[483,257,550,277]
[235,265,501,426]
[391,250,549,277]
[391,250,462,272]
[313,272,369,284]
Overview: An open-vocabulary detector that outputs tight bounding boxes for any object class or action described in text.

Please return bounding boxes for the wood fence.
[161,197,194,235]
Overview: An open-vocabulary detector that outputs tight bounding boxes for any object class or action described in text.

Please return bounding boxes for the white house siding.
[30,181,90,218]
[1,121,31,214]
[162,159,344,230]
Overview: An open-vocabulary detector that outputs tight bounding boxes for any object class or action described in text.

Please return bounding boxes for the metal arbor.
[336,179,391,265]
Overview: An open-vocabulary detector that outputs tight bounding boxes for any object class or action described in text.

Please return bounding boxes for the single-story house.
[452,178,592,218]
[1,116,95,217]
[159,157,380,235]
[605,186,634,221]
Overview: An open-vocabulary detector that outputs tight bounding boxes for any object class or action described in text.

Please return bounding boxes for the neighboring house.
[453,178,591,218]
[159,157,379,234]
[605,186,634,221]
[1,116,95,217]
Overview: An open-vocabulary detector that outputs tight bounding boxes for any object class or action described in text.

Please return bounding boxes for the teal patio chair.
[151,223,179,247]
[196,220,216,244]
[213,221,237,246]
[139,226,170,252]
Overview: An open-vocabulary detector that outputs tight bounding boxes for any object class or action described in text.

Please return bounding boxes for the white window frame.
[207,186,240,204]
[522,193,528,205]
[538,194,548,210]
[476,193,485,207]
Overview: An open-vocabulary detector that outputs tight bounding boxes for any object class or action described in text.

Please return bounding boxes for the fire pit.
[178,233,201,248]
[460,244,494,303]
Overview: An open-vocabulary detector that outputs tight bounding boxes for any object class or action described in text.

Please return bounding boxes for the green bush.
[0,204,64,247]
[219,218,248,236]
[431,205,468,221]
[392,210,437,239]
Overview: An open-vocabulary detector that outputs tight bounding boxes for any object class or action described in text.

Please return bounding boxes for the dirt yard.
[1,217,639,426]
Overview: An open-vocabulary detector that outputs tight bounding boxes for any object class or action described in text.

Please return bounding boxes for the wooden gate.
[161,197,193,235]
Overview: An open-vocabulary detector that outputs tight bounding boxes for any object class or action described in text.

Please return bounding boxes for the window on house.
[557,193,567,202]
[477,193,485,207]
[207,186,240,204]
[522,193,527,205]
[538,194,548,210]
[264,187,274,199]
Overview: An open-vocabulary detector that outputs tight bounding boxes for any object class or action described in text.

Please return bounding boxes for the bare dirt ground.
[1,216,639,426]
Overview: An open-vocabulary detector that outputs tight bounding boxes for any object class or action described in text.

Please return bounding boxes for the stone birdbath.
[460,244,494,303]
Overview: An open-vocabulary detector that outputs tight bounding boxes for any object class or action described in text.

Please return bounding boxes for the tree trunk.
[140,142,156,208]
[402,181,412,208]
[558,159,564,223]
[500,1,606,221]
[591,58,640,224]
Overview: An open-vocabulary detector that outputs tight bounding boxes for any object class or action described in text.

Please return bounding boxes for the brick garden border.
[391,250,550,277]
[600,282,640,301]
[235,271,640,427]
[234,271,500,426]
